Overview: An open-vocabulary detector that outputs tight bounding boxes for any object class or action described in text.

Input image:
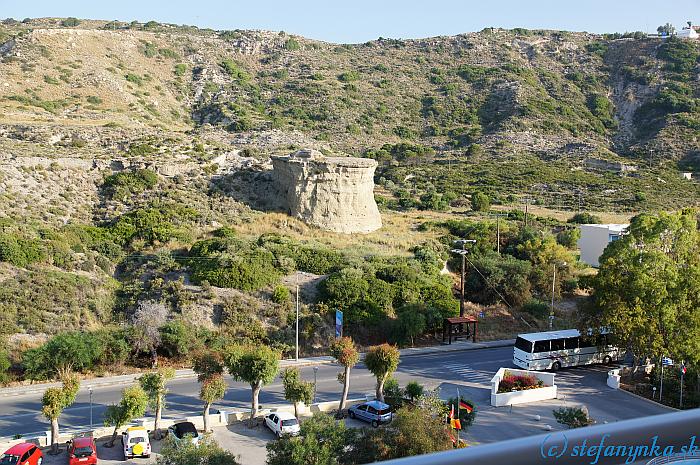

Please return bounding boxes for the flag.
[459,400,473,414]
[662,356,674,366]
[448,430,456,445]
[451,418,462,430]
[449,404,454,420]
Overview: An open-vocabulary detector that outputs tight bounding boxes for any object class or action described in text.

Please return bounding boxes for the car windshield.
[515,337,533,353]
[129,437,146,444]
[73,446,93,457]
[281,419,298,426]
[0,455,19,465]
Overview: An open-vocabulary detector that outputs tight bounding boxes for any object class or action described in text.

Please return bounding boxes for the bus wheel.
[551,361,561,371]
[603,355,612,365]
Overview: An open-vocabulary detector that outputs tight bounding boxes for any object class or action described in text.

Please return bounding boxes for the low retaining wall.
[490,368,557,407]
[0,397,369,451]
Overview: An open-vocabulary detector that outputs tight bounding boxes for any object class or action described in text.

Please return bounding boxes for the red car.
[1,443,43,465]
[67,437,97,465]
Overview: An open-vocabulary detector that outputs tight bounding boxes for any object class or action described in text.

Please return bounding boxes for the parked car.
[122,426,151,459]
[1,443,43,465]
[68,437,97,465]
[167,421,201,446]
[348,400,392,427]
[264,412,301,438]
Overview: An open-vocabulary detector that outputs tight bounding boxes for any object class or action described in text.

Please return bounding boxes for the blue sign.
[335,310,343,338]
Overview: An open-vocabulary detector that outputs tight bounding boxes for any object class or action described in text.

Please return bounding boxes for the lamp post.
[295,274,300,361]
[550,261,567,329]
[312,366,319,403]
[88,386,93,428]
[451,239,477,317]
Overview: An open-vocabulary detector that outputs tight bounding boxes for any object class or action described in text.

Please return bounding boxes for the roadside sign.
[335,310,343,338]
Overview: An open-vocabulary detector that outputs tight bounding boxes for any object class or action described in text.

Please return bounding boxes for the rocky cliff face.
[270,150,382,234]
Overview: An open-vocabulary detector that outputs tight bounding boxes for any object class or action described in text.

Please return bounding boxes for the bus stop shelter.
[442,316,478,344]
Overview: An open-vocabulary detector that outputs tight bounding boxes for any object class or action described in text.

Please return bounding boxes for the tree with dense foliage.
[365,344,401,402]
[104,385,149,447]
[405,381,424,402]
[0,349,10,385]
[158,435,240,465]
[42,373,79,454]
[657,23,675,36]
[330,337,359,417]
[463,251,532,306]
[139,368,175,439]
[193,351,227,432]
[266,413,351,465]
[224,345,280,420]
[393,306,426,346]
[281,368,314,418]
[200,375,228,432]
[568,212,601,224]
[23,331,104,380]
[470,191,490,212]
[585,210,700,369]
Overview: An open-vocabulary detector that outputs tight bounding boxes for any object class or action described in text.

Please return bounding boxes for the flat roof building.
[578,224,629,267]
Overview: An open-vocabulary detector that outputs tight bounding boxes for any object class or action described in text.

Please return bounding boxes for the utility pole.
[295,274,300,361]
[451,240,476,317]
[88,386,93,428]
[492,213,507,254]
[649,148,654,170]
[524,197,530,227]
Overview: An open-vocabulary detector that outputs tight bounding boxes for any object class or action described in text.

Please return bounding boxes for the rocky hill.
[0,17,699,360]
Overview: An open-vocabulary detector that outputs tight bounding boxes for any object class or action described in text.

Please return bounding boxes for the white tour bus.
[513,329,624,371]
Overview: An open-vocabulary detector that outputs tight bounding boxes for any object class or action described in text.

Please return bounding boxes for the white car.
[122,426,151,459]
[264,412,300,438]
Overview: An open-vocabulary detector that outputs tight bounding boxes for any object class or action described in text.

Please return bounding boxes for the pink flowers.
[498,371,545,393]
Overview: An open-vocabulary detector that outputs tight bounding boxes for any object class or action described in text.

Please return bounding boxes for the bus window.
[579,337,594,348]
[514,337,533,353]
[565,337,579,349]
[534,340,550,352]
[551,339,565,351]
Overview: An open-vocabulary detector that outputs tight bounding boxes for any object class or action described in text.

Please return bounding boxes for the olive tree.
[130,301,168,367]
[329,337,359,416]
[42,373,79,454]
[281,368,313,418]
[104,385,148,447]
[364,344,400,402]
[200,375,227,432]
[139,368,175,439]
[224,345,280,421]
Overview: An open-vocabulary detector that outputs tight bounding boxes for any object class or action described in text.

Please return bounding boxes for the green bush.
[284,38,301,51]
[464,252,532,307]
[188,237,280,291]
[159,320,194,358]
[220,59,250,82]
[125,73,143,86]
[272,285,291,303]
[568,212,601,224]
[470,191,490,212]
[174,63,187,76]
[102,169,158,200]
[0,234,45,267]
[109,203,197,247]
[22,331,105,380]
[553,406,593,428]
[0,350,10,385]
[556,228,581,248]
[60,17,81,27]
[522,299,550,319]
[338,71,360,82]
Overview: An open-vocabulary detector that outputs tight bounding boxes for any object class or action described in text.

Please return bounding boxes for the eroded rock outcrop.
[270,149,382,234]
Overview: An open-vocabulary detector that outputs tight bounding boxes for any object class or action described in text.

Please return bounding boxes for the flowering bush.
[497,371,545,393]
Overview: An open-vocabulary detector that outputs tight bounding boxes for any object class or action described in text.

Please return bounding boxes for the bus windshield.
[514,337,533,353]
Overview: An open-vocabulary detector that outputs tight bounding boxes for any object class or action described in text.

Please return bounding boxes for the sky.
[2,0,699,43]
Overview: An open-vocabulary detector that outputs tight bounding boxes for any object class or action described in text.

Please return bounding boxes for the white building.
[677,27,699,39]
[578,224,629,267]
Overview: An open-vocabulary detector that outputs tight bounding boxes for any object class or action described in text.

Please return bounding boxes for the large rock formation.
[270,149,382,234]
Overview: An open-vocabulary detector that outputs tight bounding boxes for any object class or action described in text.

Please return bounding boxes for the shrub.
[284,38,301,51]
[0,350,10,385]
[86,95,103,105]
[174,63,187,76]
[60,17,80,27]
[0,234,45,267]
[393,307,426,346]
[568,212,601,224]
[220,59,250,82]
[102,169,158,200]
[498,371,544,393]
[522,299,549,319]
[405,381,424,401]
[556,228,581,248]
[23,331,105,380]
[463,252,532,307]
[470,192,490,211]
[383,377,404,408]
[125,73,143,86]
[272,285,291,303]
[338,71,360,82]
[553,406,593,428]
[159,320,194,359]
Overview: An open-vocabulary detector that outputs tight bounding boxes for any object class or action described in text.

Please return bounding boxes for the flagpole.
[660,357,664,402]
[456,388,460,445]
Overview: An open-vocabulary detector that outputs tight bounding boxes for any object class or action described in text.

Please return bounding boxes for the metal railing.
[379,408,700,465]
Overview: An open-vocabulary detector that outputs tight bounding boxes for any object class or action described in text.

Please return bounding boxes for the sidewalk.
[0,339,513,397]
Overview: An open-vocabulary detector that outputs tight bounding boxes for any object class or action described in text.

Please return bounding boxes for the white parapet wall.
[490,368,557,407]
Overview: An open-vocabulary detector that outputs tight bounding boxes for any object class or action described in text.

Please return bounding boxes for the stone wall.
[270,149,382,234]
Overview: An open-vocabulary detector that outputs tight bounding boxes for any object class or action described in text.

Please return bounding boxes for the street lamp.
[296,273,300,361]
[312,366,319,403]
[88,386,93,428]
[450,239,476,317]
[550,261,567,329]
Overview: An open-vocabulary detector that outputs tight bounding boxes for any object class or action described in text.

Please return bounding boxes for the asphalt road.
[0,347,671,437]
